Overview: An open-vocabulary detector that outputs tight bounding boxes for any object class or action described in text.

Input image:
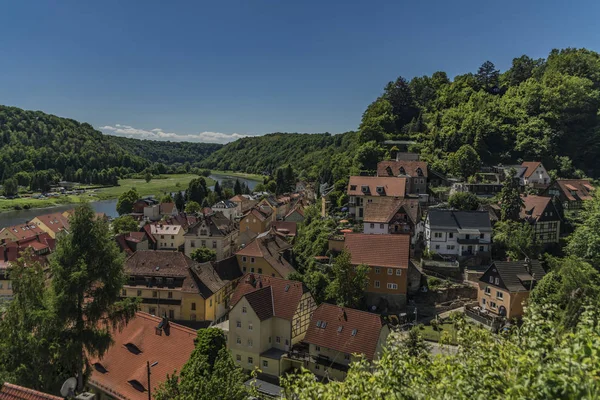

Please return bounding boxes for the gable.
[479,265,508,290]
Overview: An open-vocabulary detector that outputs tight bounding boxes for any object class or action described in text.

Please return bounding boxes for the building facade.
[520,195,561,244]
[150,224,185,250]
[347,176,407,220]
[425,210,492,258]
[184,212,238,261]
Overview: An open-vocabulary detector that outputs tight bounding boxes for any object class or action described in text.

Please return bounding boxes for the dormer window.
[376,186,385,195]
[399,167,406,175]
[361,185,370,194]
[416,167,423,177]
[386,166,393,176]
[351,329,358,336]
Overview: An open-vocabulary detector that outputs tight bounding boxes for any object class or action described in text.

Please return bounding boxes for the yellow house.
[0,222,46,242]
[235,230,296,278]
[228,274,316,379]
[239,205,273,236]
[122,251,242,323]
[299,303,390,381]
[150,224,186,250]
[477,259,546,319]
[30,212,70,239]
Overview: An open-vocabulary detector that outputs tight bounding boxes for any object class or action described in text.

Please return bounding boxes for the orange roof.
[344,233,410,269]
[520,195,554,222]
[347,176,406,197]
[555,179,595,201]
[229,195,245,202]
[0,383,62,400]
[303,304,385,360]
[0,222,45,240]
[377,160,428,178]
[521,161,542,178]
[89,312,197,400]
[34,212,70,234]
[363,197,420,224]
[159,202,176,215]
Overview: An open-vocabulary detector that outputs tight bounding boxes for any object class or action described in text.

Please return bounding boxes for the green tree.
[2,177,18,196]
[448,191,480,210]
[567,192,600,265]
[358,98,395,143]
[476,60,500,91]
[160,193,173,203]
[266,180,277,193]
[284,164,295,192]
[145,172,152,183]
[200,169,212,177]
[187,177,208,204]
[499,168,524,221]
[383,76,419,131]
[190,247,217,263]
[326,250,369,308]
[354,141,385,172]
[116,188,139,215]
[493,220,540,260]
[174,191,185,211]
[233,179,242,195]
[213,181,222,199]
[447,144,481,179]
[185,200,201,214]
[50,204,139,390]
[111,215,139,235]
[154,328,253,400]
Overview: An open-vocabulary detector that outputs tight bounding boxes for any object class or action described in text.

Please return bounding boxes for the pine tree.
[499,167,524,221]
[233,179,242,195]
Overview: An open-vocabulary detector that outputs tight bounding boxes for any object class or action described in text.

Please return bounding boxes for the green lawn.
[209,170,265,182]
[419,323,460,345]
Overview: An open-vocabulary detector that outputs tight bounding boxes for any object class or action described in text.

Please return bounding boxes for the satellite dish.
[60,377,77,398]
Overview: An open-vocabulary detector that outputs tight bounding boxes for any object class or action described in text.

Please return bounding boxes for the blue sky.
[1,0,599,143]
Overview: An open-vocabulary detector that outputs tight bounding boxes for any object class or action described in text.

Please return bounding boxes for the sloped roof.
[244,286,275,320]
[427,210,492,232]
[481,260,546,292]
[303,303,385,360]
[272,221,298,237]
[0,383,62,400]
[347,176,406,197]
[521,162,542,178]
[377,160,428,178]
[285,206,305,219]
[150,224,182,235]
[185,212,236,238]
[520,195,554,222]
[0,222,45,240]
[363,197,419,224]
[344,233,410,269]
[230,274,308,321]
[33,212,70,234]
[159,202,176,215]
[235,231,295,277]
[189,258,242,299]
[124,251,193,278]
[555,179,595,201]
[89,312,196,400]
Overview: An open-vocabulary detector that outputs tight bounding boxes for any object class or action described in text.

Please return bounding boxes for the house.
[235,230,295,278]
[520,195,561,244]
[122,251,241,322]
[0,383,62,400]
[545,179,595,210]
[159,202,178,217]
[133,198,157,213]
[377,160,428,196]
[257,195,292,220]
[30,212,70,238]
[363,197,421,243]
[272,221,298,238]
[228,274,317,379]
[301,304,390,381]
[230,195,258,216]
[212,199,239,220]
[115,231,150,255]
[520,162,550,187]
[450,178,503,198]
[284,206,305,223]
[477,259,546,319]
[150,224,185,251]
[425,210,492,258]
[0,221,46,242]
[184,212,238,261]
[344,233,411,310]
[88,312,197,400]
[478,203,501,225]
[239,205,273,235]
[347,176,407,220]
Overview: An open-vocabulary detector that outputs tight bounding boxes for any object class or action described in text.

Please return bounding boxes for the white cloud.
[98,124,249,144]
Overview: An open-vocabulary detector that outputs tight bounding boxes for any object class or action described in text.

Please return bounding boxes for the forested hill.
[357,47,600,178]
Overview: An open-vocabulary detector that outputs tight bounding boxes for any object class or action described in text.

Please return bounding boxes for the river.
[0,174,261,229]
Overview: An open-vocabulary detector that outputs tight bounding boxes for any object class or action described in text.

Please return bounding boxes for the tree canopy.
[116,188,139,215]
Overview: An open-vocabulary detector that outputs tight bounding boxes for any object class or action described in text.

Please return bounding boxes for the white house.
[520,162,550,187]
[212,200,239,221]
[425,210,492,257]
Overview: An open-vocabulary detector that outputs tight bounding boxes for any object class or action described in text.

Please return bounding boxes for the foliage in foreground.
[284,304,600,399]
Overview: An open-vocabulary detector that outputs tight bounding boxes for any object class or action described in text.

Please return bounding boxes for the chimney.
[524,257,532,274]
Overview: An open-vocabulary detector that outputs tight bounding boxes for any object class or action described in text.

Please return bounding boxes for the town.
[0,145,596,399]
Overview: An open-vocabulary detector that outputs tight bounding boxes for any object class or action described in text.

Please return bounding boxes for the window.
[251,257,255,263]
[370,223,374,229]
[171,235,174,239]
[248,322,253,331]
[448,233,454,239]
[315,345,321,351]
[248,357,253,365]
[374,280,380,288]
[156,277,163,284]
[236,337,241,344]
[166,278,174,285]
[236,320,241,328]
[435,245,440,250]
[243,267,247,272]
[480,233,484,239]
[489,276,494,284]
[137,290,142,297]
[149,307,156,315]
[434,232,442,238]
[344,354,350,361]
[258,268,263,274]
[168,310,174,319]
[496,291,504,300]
[212,241,217,249]
[242,306,247,313]
[263,360,268,368]
[494,277,499,285]
[236,355,241,362]
[152,291,158,298]
[122,289,127,296]
[479,246,484,252]
[549,211,553,216]
[396,269,402,276]
[387,268,393,275]
[209,299,212,307]
[247,339,253,347]
[276,336,281,343]
[171,243,173,247]
[191,241,195,248]
[380,223,384,229]
[490,301,497,309]
[250,267,255,273]
[161,235,164,239]
[351,329,358,336]
[168,292,173,299]
[482,298,486,306]
[268,336,271,343]
[315,365,320,370]
[485,286,491,295]
[191,302,196,311]
[201,240,206,247]
[387,283,398,290]
[375,267,380,274]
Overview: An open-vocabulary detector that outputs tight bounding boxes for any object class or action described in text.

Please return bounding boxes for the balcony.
[464,303,504,331]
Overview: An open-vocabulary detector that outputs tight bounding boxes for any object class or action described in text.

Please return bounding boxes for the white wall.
[363,222,388,234]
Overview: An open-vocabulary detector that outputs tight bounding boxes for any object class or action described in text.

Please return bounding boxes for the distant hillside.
[107,136,222,166]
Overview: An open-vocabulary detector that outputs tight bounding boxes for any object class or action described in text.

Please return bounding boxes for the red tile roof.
[159,202,176,215]
[272,221,298,237]
[230,274,308,321]
[34,213,70,234]
[235,232,296,277]
[363,197,420,224]
[555,179,595,201]
[0,383,62,400]
[89,312,197,400]
[344,233,410,269]
[377,160,428,178]
[303,303,386,360]
[124,251,193,278]
[521,161,542,178]
[347,176,406,197]
[0,222,45,240]
[520,195,554,222]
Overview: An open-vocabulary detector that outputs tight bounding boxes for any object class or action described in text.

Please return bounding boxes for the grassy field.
[0,174,214,212]
[419,323,459,345]
[209,170,265,182]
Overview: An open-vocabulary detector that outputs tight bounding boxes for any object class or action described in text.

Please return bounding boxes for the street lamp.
[147,361,158,400]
